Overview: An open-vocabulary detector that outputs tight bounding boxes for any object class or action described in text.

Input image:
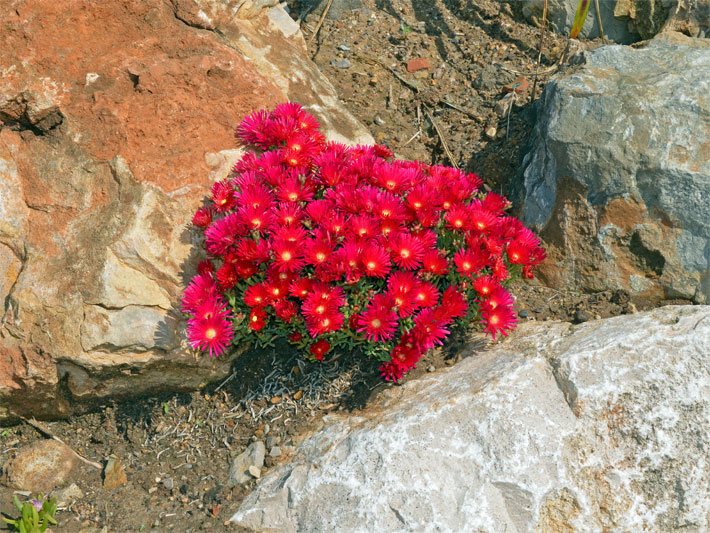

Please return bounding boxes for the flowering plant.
[182,103,545,381]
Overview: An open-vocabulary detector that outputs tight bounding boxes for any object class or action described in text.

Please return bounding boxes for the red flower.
[473,275,499,297]
[310,339,331,361]
[274,300,298,322]
[304,238,334,268]
[481,192,510,215]
[468,202,498,233]
[244,283,269,307]
[216,263,238,290]
[288,331,304,343]
[248,307,268,331]
[412,309,450,351]
[187,314,233,357]
[360,242,392,278]
[412,281,439,309]
[182,273,218,313]
[197,260,214,276]
[389,232,424,270]
[380,361,406,382]
[305,309,344,337]
[211,181,237,213]
[453,248,485,277]
[205,213,244,256]
[357,298,398,342]
[422,250,448,275]
[481,304,516,339]
[192,207,213,228]
[445,203,472,231]
[272,239,305,273]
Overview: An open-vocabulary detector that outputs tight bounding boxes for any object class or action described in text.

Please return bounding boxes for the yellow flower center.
[371,319,382,329]
[366,261,377,271]
[281,251,292,261]
[205,328,217,339]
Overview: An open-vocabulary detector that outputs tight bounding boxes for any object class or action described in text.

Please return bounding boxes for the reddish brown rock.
[406,57,432,73]
[0,0,372,421]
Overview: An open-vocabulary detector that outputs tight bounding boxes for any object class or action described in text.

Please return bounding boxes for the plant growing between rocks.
[182,103,545,381]
[2,495,57,533]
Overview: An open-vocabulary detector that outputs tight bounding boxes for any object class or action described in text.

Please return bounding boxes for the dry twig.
[530,0,549,103]
[423,105,458,168]
[15,414,102,470]
[308,0,334,47]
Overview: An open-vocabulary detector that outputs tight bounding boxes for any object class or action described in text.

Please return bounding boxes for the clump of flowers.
[182,103,545,381]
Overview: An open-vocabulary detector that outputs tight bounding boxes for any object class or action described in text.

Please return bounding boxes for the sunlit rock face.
[232,306,709,532]
[0,0,372,421]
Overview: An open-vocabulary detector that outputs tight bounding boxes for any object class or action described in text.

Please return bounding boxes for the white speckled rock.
[231,306,709,532]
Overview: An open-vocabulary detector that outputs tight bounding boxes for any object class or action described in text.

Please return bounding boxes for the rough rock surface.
[522,0,640,43]
[2,440,78,493]
[0,0,372,421]
[231,306,709,531]
[519,33,709,304]
[228,441,266,487]
[522,0,708,42]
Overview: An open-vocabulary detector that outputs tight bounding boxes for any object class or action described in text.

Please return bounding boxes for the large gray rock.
[231,306,709,532]
[518,32,709,304]
[522,0,641,43]
[521,0,708,42]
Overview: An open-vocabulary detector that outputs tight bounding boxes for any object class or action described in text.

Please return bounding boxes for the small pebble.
[575,309,591,323]
[162,477,174,490]
[248,466,261,479]
[265,436,281,448]
[337,44,351,51]
[485,126,497,139]
[293,390,303,401]
[270,396,281,405]
[270,446,282,458]
[331,58,352,69]
[519,310,529,319]
[373,115,385,126]
[148,486,157,494]
[427,365,436,372]
[406,57,431,73]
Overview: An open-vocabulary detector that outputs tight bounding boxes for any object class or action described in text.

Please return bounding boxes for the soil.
[0,1,691,531]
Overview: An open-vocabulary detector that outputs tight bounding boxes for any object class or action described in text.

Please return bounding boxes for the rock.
[518,33,710,304]
[228,441,266,487]
[330,58,352,69]
[337,44,351,52]
[484,126,497,139]
[269,446,282,457]
[162,477,174,490]
[231,306,709,531]
[0,0,372,422]
[248,466,262,479]
[3,441,78,493]
[312,0,364,21]
[265,436,281,448]
[406,57,432,73]
[574,308,591,323]
[615,0,709,39]
[523,0,708,42]
[502,76,529,95]
[53,483,84,507]
[522,0,640,43]
[103,457,128,490]
[373,115,385,126]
